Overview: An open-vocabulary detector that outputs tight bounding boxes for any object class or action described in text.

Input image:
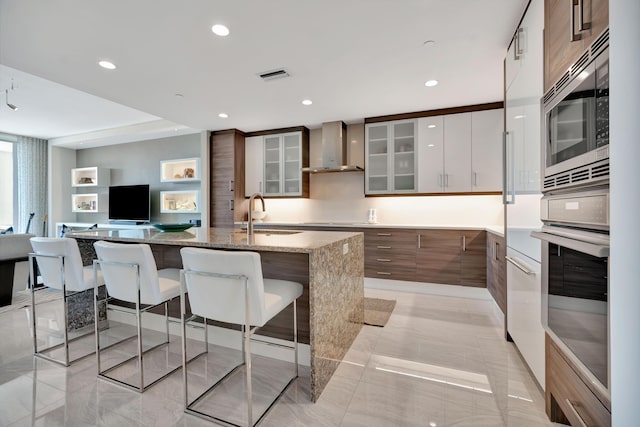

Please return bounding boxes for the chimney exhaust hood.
[301,121,364,173]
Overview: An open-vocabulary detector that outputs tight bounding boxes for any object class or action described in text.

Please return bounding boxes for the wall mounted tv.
[108,184,150,224]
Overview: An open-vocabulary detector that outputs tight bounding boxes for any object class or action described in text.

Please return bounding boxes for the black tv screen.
[108,184,150,222]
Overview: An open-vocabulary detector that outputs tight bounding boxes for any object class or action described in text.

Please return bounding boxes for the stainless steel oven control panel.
[541,189,609,228]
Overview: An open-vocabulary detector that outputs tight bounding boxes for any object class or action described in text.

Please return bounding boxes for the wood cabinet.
[364,228,416,281]
[365,120,417,194]
[486,231,506,314]
[210,129,245,226]
[245,128,309,198]
[546,334,611,426]
[544,0,609,92]
[416,229,486,287]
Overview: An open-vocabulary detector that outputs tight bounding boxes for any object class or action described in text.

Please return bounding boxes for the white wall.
[610,0,640,423]
[48,145,76,236]
[0,146,12,226]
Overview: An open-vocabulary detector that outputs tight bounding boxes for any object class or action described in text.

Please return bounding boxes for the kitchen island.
[71,227,364,401]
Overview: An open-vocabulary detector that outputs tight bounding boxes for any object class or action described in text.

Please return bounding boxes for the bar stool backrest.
[30,237,90,292]
[180,248,267,327]
[94,241,161,305]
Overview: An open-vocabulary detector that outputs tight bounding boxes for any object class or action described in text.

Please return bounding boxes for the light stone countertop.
[69,227,362,254]
[245,221,505,236]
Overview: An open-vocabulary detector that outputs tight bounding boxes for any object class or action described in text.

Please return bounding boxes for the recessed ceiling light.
[427,144,435,147]
[424,80,438,87]
[218,113,229,118]
[211,24,230,36]
[513,114,525,119]
[98,60,116,70]
[302,99,313,106]
[174,93,184,98]
[423,40,436,48]
[427,124,436,128]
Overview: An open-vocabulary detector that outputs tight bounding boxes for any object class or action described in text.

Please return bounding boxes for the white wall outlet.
[343,243,349,255]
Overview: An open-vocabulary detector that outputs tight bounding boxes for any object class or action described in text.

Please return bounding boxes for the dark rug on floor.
[364,297,396,327]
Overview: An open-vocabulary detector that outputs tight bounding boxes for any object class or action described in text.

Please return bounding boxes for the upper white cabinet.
[471,109,504,192]
[365,120,417,194]
[245,136,264,196]
[417,110,503,193]
[245,131,305,197]
[71,167,109,187]
[506,0,543,195]
[160,157,200,183]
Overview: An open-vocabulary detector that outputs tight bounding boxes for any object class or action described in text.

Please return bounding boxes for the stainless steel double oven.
[534,28,610,400]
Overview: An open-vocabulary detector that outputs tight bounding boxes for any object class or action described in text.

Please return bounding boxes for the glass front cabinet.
[365,120,417,194]
[263,132,303,197]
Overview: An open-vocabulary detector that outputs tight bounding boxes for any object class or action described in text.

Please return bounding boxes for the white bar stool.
[28,237,104,366]
[93,240,192,392]
[180,247,303,427]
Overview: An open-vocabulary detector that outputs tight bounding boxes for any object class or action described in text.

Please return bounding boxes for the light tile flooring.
[0,284,561,426]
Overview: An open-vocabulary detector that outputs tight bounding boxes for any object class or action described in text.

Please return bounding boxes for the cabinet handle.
[445,174,449,188]
[417,234,421,249]
[577,0,590,31]
[514,27,524,60]
[228,200,234,211]
[462,235,466,252]
[503,131,515,205]
[259,181,262,193]
[564,399,588,427]
[570,0,582,42]
[376,258,391,262]
[377,233,392,236]
[505,256,535,275]
[376,272,392,276]
[228,180,234,192]
[377,245,392,249]
[494,241,499,261]
[473,172,478,187]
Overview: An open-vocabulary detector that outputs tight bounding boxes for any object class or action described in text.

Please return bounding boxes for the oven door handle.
[531,231,609,258]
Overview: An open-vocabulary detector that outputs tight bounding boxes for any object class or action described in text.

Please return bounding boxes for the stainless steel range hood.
[301,121,364,173]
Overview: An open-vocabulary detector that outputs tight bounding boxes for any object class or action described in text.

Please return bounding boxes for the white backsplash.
[260,172,504,226]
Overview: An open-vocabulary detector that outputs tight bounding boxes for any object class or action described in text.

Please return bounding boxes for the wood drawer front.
[547,336,611,427]
[365,262,415,281]
[364,229,417,250]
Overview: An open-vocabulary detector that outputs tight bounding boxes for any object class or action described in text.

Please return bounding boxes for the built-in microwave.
[542,30,609,192]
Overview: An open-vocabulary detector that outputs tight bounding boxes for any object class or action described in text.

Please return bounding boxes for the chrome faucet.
[247,193,265,238]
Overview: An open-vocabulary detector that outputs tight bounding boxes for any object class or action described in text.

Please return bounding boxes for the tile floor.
[0,283,561,426]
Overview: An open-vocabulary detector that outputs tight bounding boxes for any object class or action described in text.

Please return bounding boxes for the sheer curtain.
[13,136,48,235]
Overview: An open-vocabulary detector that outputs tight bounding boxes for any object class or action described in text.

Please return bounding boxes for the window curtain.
[13,136,48,235]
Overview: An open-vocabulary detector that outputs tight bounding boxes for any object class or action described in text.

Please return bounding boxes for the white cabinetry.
[365,120,417,194]
[506,247,545,388]
[244,136,264,196]
[417,113,472,193]
[471,109,504,192]
[160,158,200,182]
[263,132,303,197]
[505,0,543,196]
[160,190,200,213]
[418,110,503,193]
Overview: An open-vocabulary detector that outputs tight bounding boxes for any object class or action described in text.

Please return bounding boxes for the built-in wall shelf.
[160,190,200,213]
[71,167,110,187]
[72,193,101,213]
[160,158,200,183]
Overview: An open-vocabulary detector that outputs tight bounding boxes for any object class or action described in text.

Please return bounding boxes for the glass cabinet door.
[264,136,281,194]
[366,124,389,193]
[283,134,301,195]
[392,121,416,191]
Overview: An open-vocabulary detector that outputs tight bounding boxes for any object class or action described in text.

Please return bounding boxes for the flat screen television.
[108,184,150,223]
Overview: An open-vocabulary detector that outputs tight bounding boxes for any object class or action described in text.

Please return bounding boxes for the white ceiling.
[0,0,527,148]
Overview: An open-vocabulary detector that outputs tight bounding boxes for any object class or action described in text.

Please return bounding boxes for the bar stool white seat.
[180,247,303,427]
[29,237,104,366]
[93,240,183,392]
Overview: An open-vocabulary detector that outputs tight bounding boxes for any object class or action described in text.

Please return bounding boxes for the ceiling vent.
[257,68,290,81]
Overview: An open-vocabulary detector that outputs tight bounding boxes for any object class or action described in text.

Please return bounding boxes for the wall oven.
[532,187,610,399]
[542,30,609,192]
